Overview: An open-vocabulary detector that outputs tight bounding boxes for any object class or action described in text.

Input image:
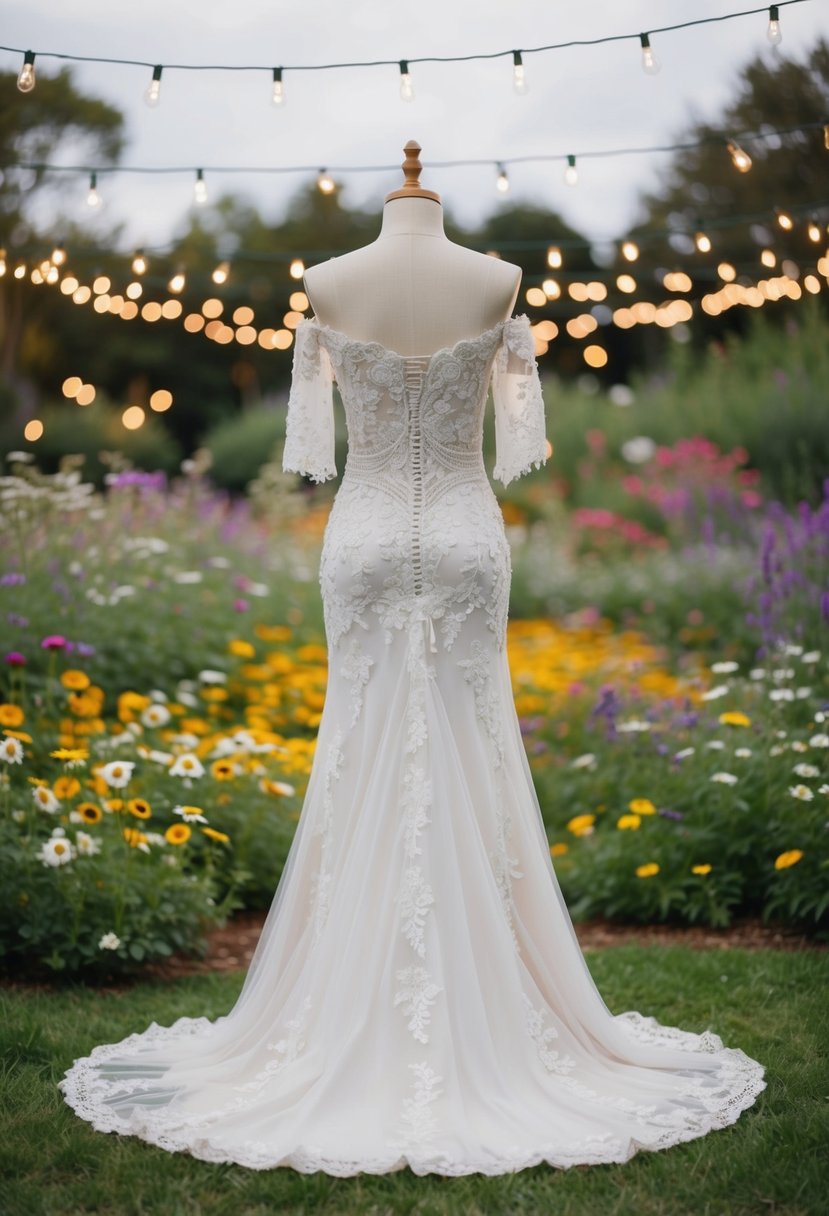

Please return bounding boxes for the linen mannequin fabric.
[59,313,766,1175]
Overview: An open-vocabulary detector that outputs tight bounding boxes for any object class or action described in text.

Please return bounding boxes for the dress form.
[303,141,521,357]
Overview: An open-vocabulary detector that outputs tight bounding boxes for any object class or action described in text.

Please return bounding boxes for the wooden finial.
[384,139,441,203]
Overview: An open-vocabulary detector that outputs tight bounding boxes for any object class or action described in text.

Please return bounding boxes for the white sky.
[3,0,827,256]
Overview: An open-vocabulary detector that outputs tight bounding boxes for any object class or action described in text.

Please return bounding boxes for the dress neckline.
[306,314,518,364]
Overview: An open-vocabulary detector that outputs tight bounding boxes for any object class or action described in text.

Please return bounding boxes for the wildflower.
[818,784,829,796]
[617,814,641,830]
[673,747,695,760]
[550,843,569,857]
[98,932,121,950]
[735,748,753,758]
[793,763,819,779]
[691,864,712,875]
[98,760,135,789]
[75,831,101,857]
[198,669,227,684]
[705,740,725,750]
[566,813,596,836]
[122,828,151,853]
[50,747,89,765]
[809,733,829,748]
[41,635,67,650]
[211,759,239,780]
[769,745,786,756]
[169,753,205,779]
[801,651,821,664]
[617,720,651,733]
[711,661,739,674]
[38,837,74,866]
[0,703,25,728]
[127,798,152,820]
[53,776,81,800]
[701,685,729,701]
[710,772,738,785]
[5,651,27,667]
[628,798,657,815]
[165,823,192,845]
[141,703,171,728]
[790,741,808,753]
[173,804,208,823]
[570,753,596,770]
[769,688,794,702]
[202,827,230,844]
[33,784,61,813]
[749,668,766,680]
[0,736,24,764]
[719,711,751,727]
[228,639,255,658]
[788,785,813,801]
[260,779,296,796]
[60,669,90,691]
[774,850,803,870]
[636,862,660,878]
[77,802,103,824]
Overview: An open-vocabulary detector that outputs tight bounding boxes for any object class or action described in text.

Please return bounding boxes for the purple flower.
[233,598,249,613]
[4,651,26,666]
[658,808,684,821]
[41,635,67,650]
[6,613,28,627]
[0,572,26,586]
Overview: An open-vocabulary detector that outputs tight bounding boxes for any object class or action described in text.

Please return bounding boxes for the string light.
[16,50,35,93]
[212,260,230,284]
[639,33,660,75]
[727,140,752,172]
[399,60,414,102]
[289,258,305,280]
[495,163,510,194]
[316,169,336,195]
[824,124,829,151]
[271,67,285,106]
[145,65,163,107]
[546,246,563,269]
[194,168,208,205]
[86,172,101,208]
[168,267,186,293]
[776,208,793,230]
[564,154,578,186]
[766,5,782,44]
[0,249,6,276]
[512,51,527,95]
[807,220,822,242]
[695,230,712,253]
[131,250,148,275]
[50,244,67,266]
[621,241,640,262]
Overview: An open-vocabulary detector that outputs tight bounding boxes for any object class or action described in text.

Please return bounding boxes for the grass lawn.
[1,945,827,1216]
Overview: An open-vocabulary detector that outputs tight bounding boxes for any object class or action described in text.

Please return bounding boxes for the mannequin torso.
[303,196,522,358]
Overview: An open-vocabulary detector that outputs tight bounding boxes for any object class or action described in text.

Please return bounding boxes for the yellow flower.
[550,842,569,857]
[566,813,596,837]
[50,747,89,763]
[628,799,657,816]
[68,692,102,719]
[202,827,230,844]
[255,624,292,642]
[127,798,152,820]
[0,703,25,728]
[4,728,32,743]
[261,779,296,797]
[774,850,803,870]
[77,802,103,824]
[228,639,255,659]
[617,814,641,830]
[165,823,192,845]
[719,711,751,727]
[122,827,149,849]
[60,669,91,691]
[105,798,124,813]
[53,776,81,800]
[211,759,238,780]
[636,862,660,878]
[691,863,712,875]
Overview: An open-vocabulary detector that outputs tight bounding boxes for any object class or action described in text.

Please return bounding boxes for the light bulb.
[622,240,639,262]
[145,65,163,107]
[194,169,208,205]
[767,5,782,45]
[807,220,821,243]
[695,231,712,253]
[512,51,527,95]
[317,169,335,195]
[727,141,752,173]
[496,164,509,194]
[132,251,148,275]
[271,67,285,106]
[290,258,305,280]
[546,246,562,269]
[564,155,578,187]
[639,33,660,76]
[51,245,67,267]
[399,60,414,102]
[0,250,6,277]
[17,50,36,93]
[168,269,186,294]
[776,209,793,231]
[86,173,101,208]
[824,124,829,151]
[212,261,230,284]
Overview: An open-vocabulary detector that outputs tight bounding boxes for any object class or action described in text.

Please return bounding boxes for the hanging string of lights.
[3,3,808,102]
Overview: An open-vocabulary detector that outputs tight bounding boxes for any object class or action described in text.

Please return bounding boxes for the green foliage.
[201,402,285,492]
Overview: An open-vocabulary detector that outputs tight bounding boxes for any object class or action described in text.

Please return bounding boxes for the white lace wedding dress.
[59,313,766,1175]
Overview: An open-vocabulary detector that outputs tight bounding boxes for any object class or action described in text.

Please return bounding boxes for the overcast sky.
[3,0,827,257]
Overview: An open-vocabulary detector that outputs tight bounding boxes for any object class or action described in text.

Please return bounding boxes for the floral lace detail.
[394,966,442,1044]
[233,996,312,1094]
[339,636,374,727]
[388,1062,444,1150]
[283,321,337,483]
[309,729,344,943]
[522,994,577,1075]
[491,316,548,486]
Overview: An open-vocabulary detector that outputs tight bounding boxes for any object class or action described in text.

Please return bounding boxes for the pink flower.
[233,598,249,613]
[41,635,67,650]
[4,651,26,666]
[741,490,762,509]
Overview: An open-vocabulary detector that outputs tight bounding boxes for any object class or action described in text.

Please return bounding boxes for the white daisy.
[809,734,829,748]
[141,703,171,728]
[749,668,767,680]
[735,748,753,758]
[710,772,738,785]
[38,836,75,866]
[98,760,135,788]
[793,763,820,779]
[711,661,739,674]
[701,685,730,701]
[769,745,786,757]
[705,740,726,750]
[571,753,596,770]
[75,831,101,856]
[791,741,809,753]
[98,932,121,950]
[616,720,651,732]
[173,804,208,823]
[169,753,205,779]
[769,688,794,702]
[788,785,814,801]
[801,651,821,664]
[674,747,695,759]
[0,736,24,764]
[32,785,60,813]
[198,669,227,684]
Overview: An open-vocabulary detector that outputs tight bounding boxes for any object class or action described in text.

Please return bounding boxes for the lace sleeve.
[491,313,548,487]
[282,318,337,483]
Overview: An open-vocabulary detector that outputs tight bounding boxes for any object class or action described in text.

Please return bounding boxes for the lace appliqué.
[339,636,374,728]
[394,966,442,1045]
[491,315,548,487]
[283,320,337,484]
[522,994,577,1075]
[388,1062,444,1150]
[309,729,344,943]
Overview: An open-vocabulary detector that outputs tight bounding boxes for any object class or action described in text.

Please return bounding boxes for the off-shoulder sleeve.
[490,313,548,487]
[282,318,337,483]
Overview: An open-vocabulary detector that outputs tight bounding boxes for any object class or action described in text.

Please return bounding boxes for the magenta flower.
[4,651,26,666]
[41,635,67,650]
[233,598,249,613]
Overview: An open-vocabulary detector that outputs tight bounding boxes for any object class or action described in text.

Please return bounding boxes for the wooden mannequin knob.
[385,139,441,204]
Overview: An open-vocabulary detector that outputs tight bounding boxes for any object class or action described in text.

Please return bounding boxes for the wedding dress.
[59,312,766,1175]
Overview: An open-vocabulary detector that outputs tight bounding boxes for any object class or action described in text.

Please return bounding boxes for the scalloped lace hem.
[58,1010,766,1176]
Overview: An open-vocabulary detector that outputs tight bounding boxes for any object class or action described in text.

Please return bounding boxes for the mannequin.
[303,140,522,356]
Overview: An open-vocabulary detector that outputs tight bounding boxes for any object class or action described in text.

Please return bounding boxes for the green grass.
[1,946,827,1216]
